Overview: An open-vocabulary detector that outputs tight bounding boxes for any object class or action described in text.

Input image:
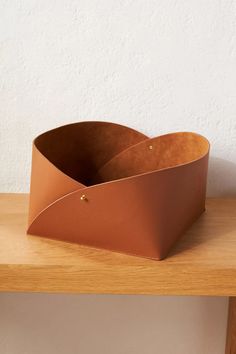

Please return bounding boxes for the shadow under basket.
[27,121,210,260]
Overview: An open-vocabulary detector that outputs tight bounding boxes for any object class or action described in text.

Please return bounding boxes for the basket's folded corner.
[27,121,210,260]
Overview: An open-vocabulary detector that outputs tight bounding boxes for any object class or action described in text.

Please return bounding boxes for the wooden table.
[0,194,235,353]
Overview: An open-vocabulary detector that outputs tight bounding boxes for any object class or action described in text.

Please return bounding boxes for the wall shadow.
[207,157,236,197]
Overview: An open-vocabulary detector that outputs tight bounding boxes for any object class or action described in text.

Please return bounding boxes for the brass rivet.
[149,145,153,150]
[80,194,87,201]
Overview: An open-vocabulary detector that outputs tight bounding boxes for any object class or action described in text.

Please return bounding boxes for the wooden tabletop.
[0,193,236,296]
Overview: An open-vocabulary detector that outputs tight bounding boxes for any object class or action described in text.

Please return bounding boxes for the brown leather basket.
[27,121,210,260]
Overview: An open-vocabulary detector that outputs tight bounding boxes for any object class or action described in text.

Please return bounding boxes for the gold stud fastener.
[148,145,153,150]
[80,194,88,201]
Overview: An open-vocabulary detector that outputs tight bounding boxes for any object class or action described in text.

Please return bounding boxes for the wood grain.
[0,193,236,295]
[225,297,236,354]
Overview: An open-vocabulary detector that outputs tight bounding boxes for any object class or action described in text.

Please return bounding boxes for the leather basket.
[27,121,210,260]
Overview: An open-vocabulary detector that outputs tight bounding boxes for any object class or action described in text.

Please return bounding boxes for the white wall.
[0,1,235,353]
[0,294,228,354]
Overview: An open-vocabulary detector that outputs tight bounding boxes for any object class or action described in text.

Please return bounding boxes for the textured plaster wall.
[1,0,236,195]
[0,1,234,353]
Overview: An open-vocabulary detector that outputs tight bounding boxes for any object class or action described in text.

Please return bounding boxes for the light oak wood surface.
[0,193,236,295]
[225,297,236,354]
